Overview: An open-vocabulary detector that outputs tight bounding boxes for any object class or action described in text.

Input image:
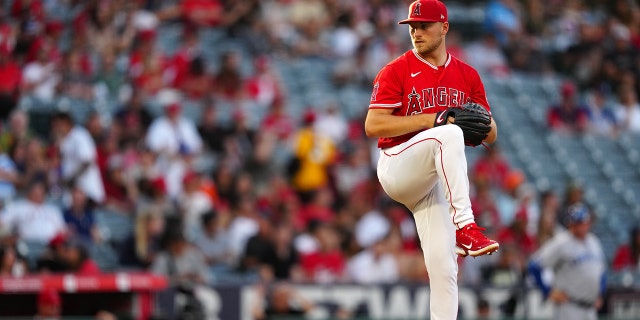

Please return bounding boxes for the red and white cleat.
[455,223,499,257]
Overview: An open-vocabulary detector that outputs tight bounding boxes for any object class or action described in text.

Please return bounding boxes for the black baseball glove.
[433,102,492,147]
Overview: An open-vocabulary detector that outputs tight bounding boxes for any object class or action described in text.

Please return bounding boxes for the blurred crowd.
[463,0,640,137]
[0,0,639,318]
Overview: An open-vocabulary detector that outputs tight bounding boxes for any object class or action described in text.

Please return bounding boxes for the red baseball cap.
[398,0,448,25]
[150,177,167,194]
[138,29,157,41]
[45,20,64,34]
[165,103,181,114]
[48,232,68,249]
[182,171,199,186]
[0,44,10,55]
[302,109,316,125]
[561,81,576,97]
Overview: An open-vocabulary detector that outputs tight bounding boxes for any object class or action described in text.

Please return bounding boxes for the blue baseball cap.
[565,203,591,225]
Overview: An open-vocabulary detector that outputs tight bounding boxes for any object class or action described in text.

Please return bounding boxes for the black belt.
[568,298,594,309]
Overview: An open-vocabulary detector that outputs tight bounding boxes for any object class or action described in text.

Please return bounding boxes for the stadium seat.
[94,209,134,244]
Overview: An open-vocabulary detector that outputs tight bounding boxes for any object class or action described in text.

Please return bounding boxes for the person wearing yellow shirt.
[290,110,336,202]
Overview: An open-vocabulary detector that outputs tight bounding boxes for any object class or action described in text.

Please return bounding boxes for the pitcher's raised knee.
[438,124,464,145]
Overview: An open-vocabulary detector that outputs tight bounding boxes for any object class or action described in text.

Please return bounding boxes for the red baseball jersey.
[369,49,491,149]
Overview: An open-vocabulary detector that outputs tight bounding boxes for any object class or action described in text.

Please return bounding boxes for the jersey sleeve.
[76,130,98,162]
[532,234,563,269]
[468,68,491,111]
[369,64,402,109]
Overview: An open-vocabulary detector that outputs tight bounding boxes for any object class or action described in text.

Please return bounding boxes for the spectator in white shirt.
[151,231,217,318]
[0,151,17,204]
[313,103,348,145]
[226,195,260,265]
[51,112,105,204]
[614,85,640,134]
[146,102,203,158]
[194,211,232,267]
[347,233,399,284]
[178,171,212,239]
[145,102,203,198]
[354,207,390,249]
[464,33,510,77]
[21,42,61,103]
[0,180,66,244]
[586,88,619,137]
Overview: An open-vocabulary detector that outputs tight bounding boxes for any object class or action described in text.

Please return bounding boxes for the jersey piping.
[411,49,452,70]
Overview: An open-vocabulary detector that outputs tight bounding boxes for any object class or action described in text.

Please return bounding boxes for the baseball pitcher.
[364,1,499,319]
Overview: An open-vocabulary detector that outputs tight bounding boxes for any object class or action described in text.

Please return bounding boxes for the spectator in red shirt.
[0,46,21,120]
[170,27,201,88]
[445,30,467,63]
[214,50,245,102]
[256,174,298,223]
[245,55,286,110]
[178,56,212,100]
[10,0,45,23]
[472,144,511,192]
[96,132,135,214]
[612,226,640,272]
[547,81,591,134]
[260,97,295,140]
[129,30,169,95]
[12,0,46,59]
[37,232,70,273]
[64,240,101,275]
[471,179,502,234]
[36,232,101,275]
[496,208,537,258]
[300,223,346,283]
[102,156,136,215]
[295,187,335,231]
[26,20,64,64]
[181,0,224,27]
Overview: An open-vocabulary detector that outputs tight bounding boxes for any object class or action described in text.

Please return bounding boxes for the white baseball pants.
[376,125,475,320]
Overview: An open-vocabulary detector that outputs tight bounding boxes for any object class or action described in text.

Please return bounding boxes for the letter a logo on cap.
[398,0,448,25]
[412,2,421,16]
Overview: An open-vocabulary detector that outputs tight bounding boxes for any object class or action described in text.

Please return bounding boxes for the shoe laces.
[464,223,486,233]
